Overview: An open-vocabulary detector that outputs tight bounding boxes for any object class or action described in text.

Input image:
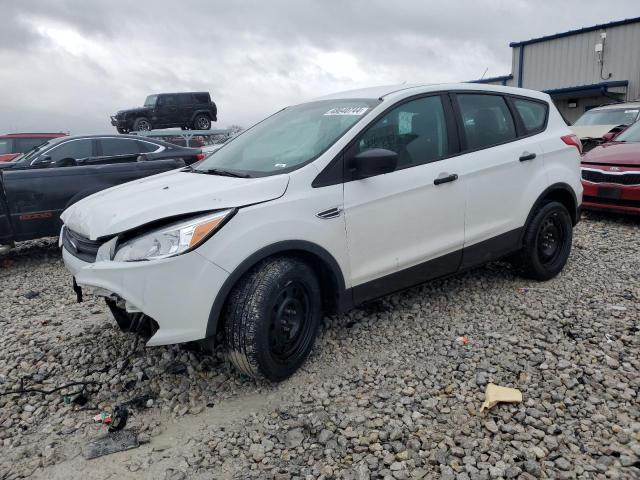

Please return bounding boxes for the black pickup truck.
[0,134,202,249]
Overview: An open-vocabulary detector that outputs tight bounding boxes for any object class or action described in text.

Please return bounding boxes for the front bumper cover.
[63,246,229,346]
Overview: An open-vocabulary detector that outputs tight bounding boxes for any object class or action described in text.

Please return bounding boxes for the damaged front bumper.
[62,245,229,346]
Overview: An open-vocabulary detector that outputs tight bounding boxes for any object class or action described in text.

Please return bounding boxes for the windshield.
[194,99,379,176]
[574,108,639,126]
[615,121,640,142]
[144,95,158,107]
[13,138,59,163]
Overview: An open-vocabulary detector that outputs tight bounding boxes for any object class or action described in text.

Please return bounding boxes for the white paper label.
[324,107,369,116]
[624,109,638,113]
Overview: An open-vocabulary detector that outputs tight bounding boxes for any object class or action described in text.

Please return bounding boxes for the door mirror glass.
[349,148,398,179]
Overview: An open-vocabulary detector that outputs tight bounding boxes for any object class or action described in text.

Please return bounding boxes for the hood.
[571,124,618,139]
[61,169,290,239]
[118,107,150,116]
[581,142,640,166]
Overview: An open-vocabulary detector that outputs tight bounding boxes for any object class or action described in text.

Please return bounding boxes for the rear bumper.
[62,246,229,345]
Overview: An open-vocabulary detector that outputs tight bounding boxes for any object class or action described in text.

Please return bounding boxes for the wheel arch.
[521,182,579,244]
[205,240,350,338]
[190,110,213,123]
[64,184,114,210]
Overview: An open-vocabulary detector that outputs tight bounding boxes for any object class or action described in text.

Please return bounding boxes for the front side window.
[144,95,158,107]
[457,94,516,150]
[159,95,177,106]
[513,98,547,133]
[100,138,139,156]
[46,140,92,162]
[574,108,639,126]
[356,95,449,168]
[194,99,379,176]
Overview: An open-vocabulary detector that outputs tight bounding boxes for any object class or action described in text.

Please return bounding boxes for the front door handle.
[519,152,536,162]
[434,173,458,185]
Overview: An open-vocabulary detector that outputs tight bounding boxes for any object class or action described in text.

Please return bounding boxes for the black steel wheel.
[133,117,152,131]
[513,201,573,280]
[193,114,211,130]
[223,257,321,381]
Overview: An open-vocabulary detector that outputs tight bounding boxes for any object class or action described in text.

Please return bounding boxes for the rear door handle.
[434,173,458,185]
[519,152,536,162]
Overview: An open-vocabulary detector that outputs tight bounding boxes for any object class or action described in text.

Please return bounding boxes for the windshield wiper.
[192,168,252,178]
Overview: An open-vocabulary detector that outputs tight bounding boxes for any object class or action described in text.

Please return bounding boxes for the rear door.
[156,94,178,127]
[177,94,194,125]
[450,92,547,268]
[343,94,466,303]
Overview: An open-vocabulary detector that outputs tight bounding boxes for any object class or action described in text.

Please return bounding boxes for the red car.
[0,132,67,162]
[581,121,640,214]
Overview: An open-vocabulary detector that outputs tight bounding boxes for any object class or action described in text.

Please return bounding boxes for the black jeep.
[111,92,217,133]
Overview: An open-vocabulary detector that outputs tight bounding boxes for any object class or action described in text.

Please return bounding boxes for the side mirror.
[349,148,398,179]
[31,155,52,167]
[601,132,616,143]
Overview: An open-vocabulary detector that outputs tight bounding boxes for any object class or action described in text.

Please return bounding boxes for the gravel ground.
[0,212,638,480]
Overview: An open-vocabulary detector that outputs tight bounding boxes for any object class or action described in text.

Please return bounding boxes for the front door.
[343,95,466,303]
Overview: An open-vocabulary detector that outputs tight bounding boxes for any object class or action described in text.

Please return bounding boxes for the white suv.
[61,83,582,381]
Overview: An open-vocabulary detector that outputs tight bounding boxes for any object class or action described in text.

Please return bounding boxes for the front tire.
[193,114,211,130]
[513,201,573,280]
[223,257,322,381]
[132,117,152,131]
[116,127,128,134]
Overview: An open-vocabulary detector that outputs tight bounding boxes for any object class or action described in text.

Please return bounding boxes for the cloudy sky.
[1,0,638,134]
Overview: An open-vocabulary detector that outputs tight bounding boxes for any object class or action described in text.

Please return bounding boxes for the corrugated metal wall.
[518,23,640,99]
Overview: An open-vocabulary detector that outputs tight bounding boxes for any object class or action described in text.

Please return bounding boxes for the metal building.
[472,17,640,123]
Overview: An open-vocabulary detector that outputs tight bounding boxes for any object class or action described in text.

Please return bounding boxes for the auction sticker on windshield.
[324,107,369,116]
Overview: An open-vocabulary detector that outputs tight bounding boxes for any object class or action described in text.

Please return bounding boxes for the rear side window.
[137,140,160,153]
[457,94,516,150]
[357,95,449,168]
[513,98,547,133]
[100,138,140,156]
[177,94,192,105]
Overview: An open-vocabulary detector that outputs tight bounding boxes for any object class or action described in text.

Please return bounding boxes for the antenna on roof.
[480,67,489,80]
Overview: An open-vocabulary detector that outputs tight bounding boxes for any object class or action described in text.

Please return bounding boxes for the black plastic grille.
[583,195,640,208]
[62,228,102,263]
[582,169,640,186]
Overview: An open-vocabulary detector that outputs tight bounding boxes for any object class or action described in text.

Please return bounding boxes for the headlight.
[113,209,234,262]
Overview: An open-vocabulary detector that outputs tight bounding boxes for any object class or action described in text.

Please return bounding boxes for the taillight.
[561,134,583,154]
[195,152,205,161]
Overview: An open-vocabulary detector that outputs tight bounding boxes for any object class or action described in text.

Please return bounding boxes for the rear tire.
[193,114,211,130]
[512,201,573,281]
[132,117,152,131]
[223,257,321,381]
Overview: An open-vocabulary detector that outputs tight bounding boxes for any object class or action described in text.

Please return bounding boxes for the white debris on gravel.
[0,212,638,480]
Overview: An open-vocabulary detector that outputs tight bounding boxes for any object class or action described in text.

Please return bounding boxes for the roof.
[510,16,640,47]
[313,82,550,102]
[589,101,640,111]
[1,132,66,138]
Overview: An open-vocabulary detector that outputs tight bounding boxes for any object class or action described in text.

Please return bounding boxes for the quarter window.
[356,95,449,168]
[137,140,160,153]
[457,94,516,150]
[513,98,547,133]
